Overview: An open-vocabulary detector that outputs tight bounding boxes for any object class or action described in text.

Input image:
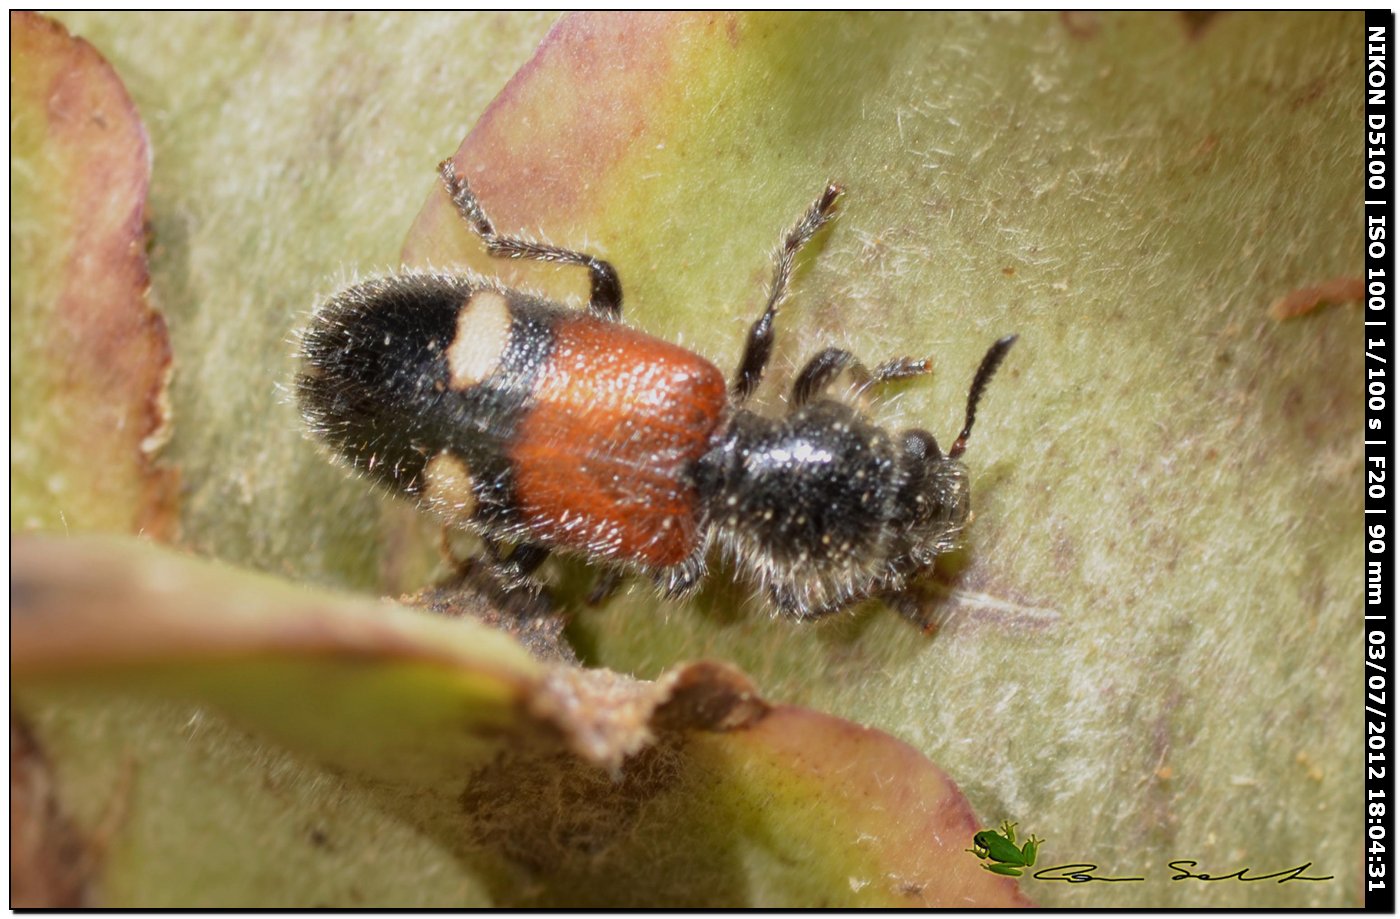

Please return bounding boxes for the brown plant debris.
[1269,276,1365,320]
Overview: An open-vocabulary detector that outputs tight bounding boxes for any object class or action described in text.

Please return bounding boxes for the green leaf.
[14,535,1030,907]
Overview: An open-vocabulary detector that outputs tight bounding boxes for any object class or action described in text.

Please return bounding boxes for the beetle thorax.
[695,401,908,617]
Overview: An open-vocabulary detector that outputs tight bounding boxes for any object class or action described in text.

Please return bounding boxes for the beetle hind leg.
[481,537,551,591]
[585,568,625,606]
[438,159,622,321]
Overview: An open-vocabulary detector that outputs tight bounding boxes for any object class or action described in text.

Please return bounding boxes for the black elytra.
[297,159,1017,619]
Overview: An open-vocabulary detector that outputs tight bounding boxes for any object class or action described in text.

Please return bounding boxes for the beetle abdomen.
[297,271,725,568]
[299,272,541,528]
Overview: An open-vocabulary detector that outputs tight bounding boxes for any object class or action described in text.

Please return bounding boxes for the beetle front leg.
[791,347,933,410]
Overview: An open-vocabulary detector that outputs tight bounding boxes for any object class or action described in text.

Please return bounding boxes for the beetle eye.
[903,429,941,461]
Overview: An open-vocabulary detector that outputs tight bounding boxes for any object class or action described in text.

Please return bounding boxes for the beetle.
[297,159,1016,618]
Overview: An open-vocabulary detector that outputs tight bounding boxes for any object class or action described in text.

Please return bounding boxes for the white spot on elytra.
[422,451,477,524]
[447,289,512,390]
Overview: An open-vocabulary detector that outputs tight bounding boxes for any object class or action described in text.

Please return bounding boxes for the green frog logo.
[967,821,1043,877]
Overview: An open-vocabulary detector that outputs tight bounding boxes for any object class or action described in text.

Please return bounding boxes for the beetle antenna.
[949,334,1017,459]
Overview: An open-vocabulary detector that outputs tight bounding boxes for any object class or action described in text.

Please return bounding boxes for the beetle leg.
[585,568,625,606]
[438,160,622,321]
[791,348,933,410]
[731,183,843,401]
[657,546,708,597]
[482,537,551,590]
